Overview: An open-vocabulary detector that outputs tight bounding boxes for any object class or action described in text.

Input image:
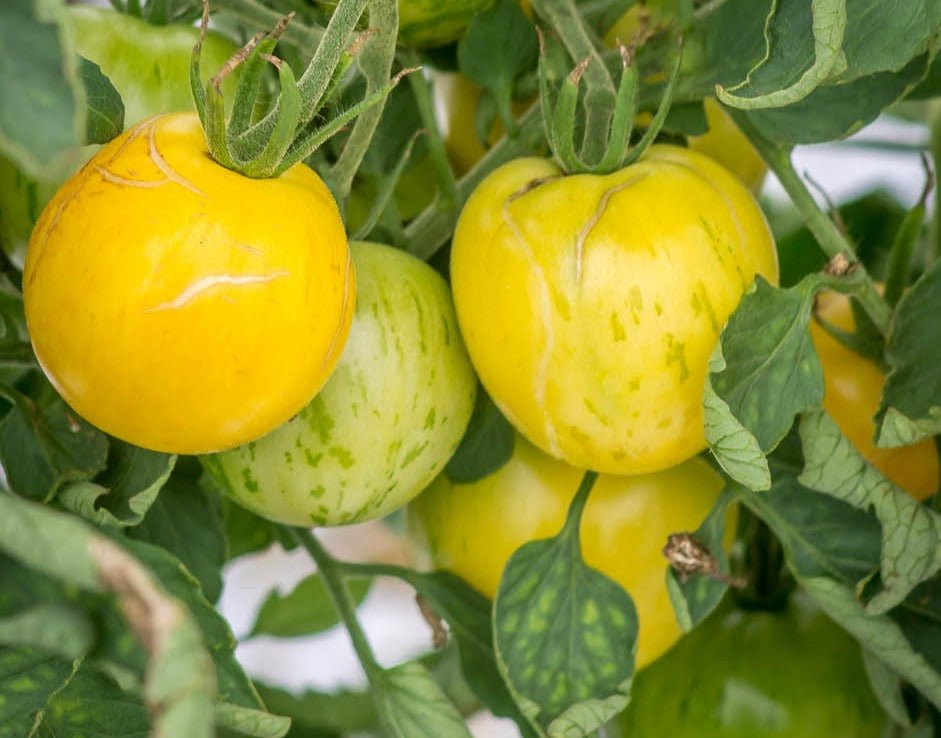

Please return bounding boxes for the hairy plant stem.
[404,103,545,259]
[400,49,458,213]
[732,111,892,335]
[210,0,324,50]
[529,0,615,164]
[289,528,383,681]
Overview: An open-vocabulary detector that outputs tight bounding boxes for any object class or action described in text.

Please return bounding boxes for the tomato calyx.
[535,6,682,174]
[189,0,413,183]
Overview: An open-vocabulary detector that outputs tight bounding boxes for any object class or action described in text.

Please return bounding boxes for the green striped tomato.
[202,241,477,527]
[399,0,494,47]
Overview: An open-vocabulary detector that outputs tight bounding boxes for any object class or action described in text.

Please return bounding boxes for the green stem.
[404,103,545,259]
[561,471,599,543]
[400,49,457,212]
[210,0,324,50]
[733,112,891,335]
[337,560,421,584]
[930,100,941,264]
[289,528,383,680]
[530,0,615,164]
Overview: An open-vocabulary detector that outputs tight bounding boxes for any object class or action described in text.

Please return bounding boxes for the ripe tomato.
[0,8,238,269]
[610,592,888,737]
[811,291,938,499]
[408,436,728,669]
[202,241,477,526]
[399,0,495,48]
[450,146,778,474]
[24,113,353,454]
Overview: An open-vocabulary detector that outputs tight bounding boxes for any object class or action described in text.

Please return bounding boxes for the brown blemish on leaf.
[416,594,448,649]
[663,532,745,588]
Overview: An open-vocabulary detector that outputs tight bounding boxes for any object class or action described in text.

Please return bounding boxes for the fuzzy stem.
[290,528,383,680]
[732,111,892,335]
[930,100,941,264]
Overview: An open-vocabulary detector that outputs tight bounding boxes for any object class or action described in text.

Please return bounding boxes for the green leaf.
[798,408,941,614]
[214,702,291,738]
[877,260,941,447]
[445,389,515,483]
[705,277,824,489]
[862,648,914,728]
[739,478,941,712]
[372,661,472,738]
[128,460,226,603]
[0,603,93,661]
[57,442,175,528]
[458,0,538,132]
[0,0,85,180]
[0,493,216,737]
[254,683,379,736]
[494,473,637,737]
[665,488,736,631]
[0,379,109,502]
[34,665,151,738]
[0,647,77,738]
[78,56,123,145]
[408,571,533,732]
[249,575,372,639]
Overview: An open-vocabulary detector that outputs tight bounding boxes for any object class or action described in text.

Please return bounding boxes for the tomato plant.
[450,145,778,474]
[610,591,890,737]
[408,435,728,669]
[24,112,353,454]
[3,1,941,738]
[202,240,477,526]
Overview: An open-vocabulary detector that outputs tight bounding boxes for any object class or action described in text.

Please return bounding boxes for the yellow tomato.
[811,292,938,499]
[451,146,778,474]
[25,113,353,454]
[408,435,728,668]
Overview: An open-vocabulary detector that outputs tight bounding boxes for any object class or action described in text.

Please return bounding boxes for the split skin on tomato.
[610,591,889,737]
[451,146,778,474]
[0,7,238,269]
[408,435,729,669]
[812,291,939,499]
[24,113,353,454]
[202,241,477,527]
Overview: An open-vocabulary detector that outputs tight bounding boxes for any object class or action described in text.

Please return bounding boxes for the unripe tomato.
[451,146,778,474]
[408,436,728,668]
[24,113,353,454]
[399,0,495,48]
[202,241,477,527]
[0,8,238,269]
[811,291,938,499]
[610,592,888,737]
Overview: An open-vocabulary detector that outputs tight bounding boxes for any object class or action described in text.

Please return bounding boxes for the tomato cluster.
[6,3,934,733]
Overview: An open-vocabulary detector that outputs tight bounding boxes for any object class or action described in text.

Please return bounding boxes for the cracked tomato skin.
[24,112,353,454]
[408,435,728,668]
[610,592,888,737]
[450,146,778,474]
[202,241,477,527]
[811,291,938,500]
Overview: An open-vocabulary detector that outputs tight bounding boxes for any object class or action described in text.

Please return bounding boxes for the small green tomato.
[202,241,477,526]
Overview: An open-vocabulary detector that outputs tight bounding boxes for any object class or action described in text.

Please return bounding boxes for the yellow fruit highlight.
[811,292,938,499]
[25,113,353,454]
[451,146,778,474]
[409,436,729,669]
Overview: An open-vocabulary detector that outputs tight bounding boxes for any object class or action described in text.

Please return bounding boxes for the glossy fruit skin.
[24,113,353,454]
[399,0,494,48]
[610,592,888,737]
[0,8,237,269]
[450,146,778,474]
[202,241,477,526]
[408,436,728,668]
[811,291,938,499]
